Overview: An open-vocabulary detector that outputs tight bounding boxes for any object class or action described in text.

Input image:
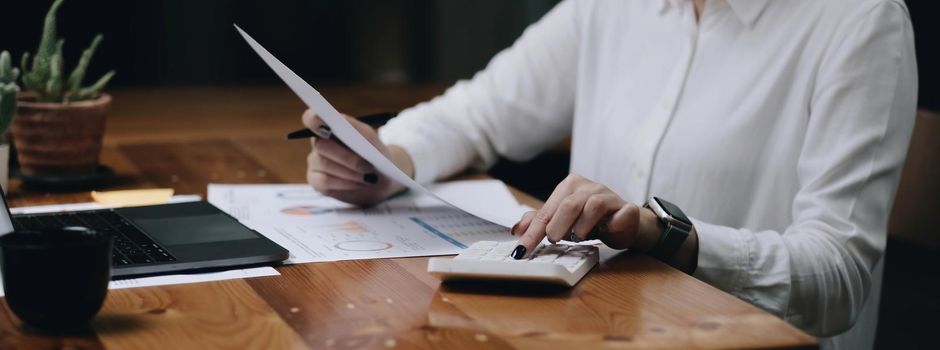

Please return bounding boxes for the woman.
[302,0,917,348]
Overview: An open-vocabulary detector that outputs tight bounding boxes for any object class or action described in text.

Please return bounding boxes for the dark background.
[1,0,559,87]
[1,0,936,110]
[2,1,938,349]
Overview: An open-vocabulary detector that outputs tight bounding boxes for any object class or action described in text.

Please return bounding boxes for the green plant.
[0,51,18,135]
[19,0,115,103]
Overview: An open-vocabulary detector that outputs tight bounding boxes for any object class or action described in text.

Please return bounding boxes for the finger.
[544,192,591,243]
[512,211,537,236]
[316,139,375,173]
[309,152,371,185]
[596,203,641,249]
[301,109,325,130]
[607,203,640,232]
[571,193,622,241]
[308,171,368,192]
[513,207,552,259]
[514,175,581,259]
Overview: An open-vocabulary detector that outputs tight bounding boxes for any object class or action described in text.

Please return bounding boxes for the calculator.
[428,241,599,287]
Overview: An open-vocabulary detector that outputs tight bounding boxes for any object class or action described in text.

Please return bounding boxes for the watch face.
[653,197,692,226]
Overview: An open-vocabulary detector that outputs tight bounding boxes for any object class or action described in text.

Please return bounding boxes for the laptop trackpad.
[132,214,258,246]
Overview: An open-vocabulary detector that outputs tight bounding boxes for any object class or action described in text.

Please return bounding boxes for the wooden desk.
[0,87,817,349]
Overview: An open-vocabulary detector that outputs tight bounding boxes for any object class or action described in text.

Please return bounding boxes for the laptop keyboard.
[12,210,177,266]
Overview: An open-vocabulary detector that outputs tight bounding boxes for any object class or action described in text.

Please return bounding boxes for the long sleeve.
[378,0,580,184]
[380,0,916,342]
[691,1,917,337]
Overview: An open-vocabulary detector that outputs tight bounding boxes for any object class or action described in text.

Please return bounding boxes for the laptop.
[0,192,289,277]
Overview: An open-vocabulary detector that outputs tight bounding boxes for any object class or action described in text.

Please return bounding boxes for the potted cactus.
[0,52,18,192]
[11,0,115,182]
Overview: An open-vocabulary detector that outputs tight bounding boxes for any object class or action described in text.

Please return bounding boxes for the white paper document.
[234,25,520,227]
[0,267,279,297]
[208,180,528,264]
[9,195,203,215]
[106,267,279,290]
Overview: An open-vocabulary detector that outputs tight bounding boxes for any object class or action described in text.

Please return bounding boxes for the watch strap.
[648,221,690,261]
[645,197,693,261]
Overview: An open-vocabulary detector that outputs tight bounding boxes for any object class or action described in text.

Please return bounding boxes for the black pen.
[285,112,397,140]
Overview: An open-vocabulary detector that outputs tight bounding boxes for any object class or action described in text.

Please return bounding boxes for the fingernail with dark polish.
[511,245,526,260]
[363,173,379,184]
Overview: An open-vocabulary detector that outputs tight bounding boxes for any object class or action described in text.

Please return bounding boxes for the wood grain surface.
[0,87,817,349]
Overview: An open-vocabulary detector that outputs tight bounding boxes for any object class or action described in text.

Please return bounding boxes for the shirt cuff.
[379,113,438,185]
[691,217,749,294]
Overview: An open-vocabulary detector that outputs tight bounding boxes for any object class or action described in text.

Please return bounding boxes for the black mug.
[0,226,113,331]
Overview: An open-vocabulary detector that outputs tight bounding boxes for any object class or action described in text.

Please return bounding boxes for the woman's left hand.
[510,174,663,259]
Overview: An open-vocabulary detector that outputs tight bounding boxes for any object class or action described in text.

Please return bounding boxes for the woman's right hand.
[302,109,414,206]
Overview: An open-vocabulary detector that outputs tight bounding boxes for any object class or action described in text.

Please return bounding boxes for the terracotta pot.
[12,94,111,176]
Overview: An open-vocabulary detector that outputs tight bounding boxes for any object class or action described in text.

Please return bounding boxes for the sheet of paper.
[106,267,279,290]
[234,25,519,227]
[208,181,527,264]
[208,180,524,222]
[9,194,202,215]
[0,267,279,297]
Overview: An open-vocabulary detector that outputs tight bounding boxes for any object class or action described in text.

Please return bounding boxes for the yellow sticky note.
[91,189,175,207]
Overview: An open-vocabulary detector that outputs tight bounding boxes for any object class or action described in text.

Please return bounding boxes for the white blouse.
[379,0,917,348]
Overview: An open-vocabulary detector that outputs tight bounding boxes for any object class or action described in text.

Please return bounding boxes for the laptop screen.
[0,187,14,236]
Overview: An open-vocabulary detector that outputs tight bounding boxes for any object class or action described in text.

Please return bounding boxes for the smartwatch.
[644,197,693,261]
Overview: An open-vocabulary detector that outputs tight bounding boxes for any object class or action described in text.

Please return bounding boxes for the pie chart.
[334,240,393,251]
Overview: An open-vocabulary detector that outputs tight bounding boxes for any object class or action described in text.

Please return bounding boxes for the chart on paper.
[208,182,526,264]
[247,207,511,263]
